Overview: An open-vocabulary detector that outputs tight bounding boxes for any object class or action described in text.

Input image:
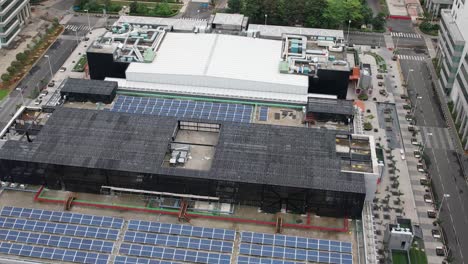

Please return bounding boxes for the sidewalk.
[381,48,446,264]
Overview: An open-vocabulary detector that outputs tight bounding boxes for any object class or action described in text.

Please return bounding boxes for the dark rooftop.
[307,97,354,116]
[0,107,365,193]
[60,78,117,96]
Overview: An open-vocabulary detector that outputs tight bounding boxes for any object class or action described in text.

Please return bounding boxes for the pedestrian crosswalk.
[349,31,383,36]
[391,32,422,39]
[65,24,92,32]
[397,54,427,61]
[420,126,455,150]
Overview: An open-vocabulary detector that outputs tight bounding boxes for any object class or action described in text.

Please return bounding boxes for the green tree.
[361,5,373,25]
[136,3,148,15]
[372,12,386,30]
[12,61,22,69]
[16,52,27,63]
[7,66,16,75]
[304,0,328,28]
[130,0,138,13]
[227,0,241,13]
[283,0,306,25]
[1,73,11,83]
[323,0,364,29]
[241,0,263,23]
[153,3,173,16]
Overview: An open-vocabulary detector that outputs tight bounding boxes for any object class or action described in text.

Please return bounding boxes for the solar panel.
[120,243,231,263]
[114,256,180,264]
[112,96,253,124]
[237,255,304,264]
[241,232,352,253]
[1,206,124,229]
[0,229,114,253]
[0,241,110,264]
[128,220,236,241]
[0,217,119,240]
[259,106,269,121]
[239,243,352,264]
[124,231,233,253]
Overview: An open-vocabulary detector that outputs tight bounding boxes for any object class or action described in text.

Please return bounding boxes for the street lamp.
[44,55,53,79]
[264,14,268,26]
[15,87,25,105]
[346,20,351,45]
[436,193,450,217]
[406,68,414,86]
[84,9,91,32]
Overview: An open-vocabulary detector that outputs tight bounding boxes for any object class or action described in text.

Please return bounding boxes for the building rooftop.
[0,107,366,194]
[248,24,344,40]
[212,13,245,26]
[125,33,309,93]
[306,97,354,116]
[60,78,118,96]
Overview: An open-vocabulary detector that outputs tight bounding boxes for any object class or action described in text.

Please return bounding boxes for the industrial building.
[0,0,31,48]
[59,78,118,104]
[0,106,378,218]
[87,14,351,103]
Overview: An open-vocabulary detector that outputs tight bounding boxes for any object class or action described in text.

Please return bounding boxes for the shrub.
[1,73,11,82]
[7,66,16,75]
[358,93,369,101]
[364,122,373,130]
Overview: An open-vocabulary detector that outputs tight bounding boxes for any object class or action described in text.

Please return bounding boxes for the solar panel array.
[114,255,180,264]
[239,232,353,264]
[1,206,124,229]
[259,106,269,121]
[0,206,122,264]
[111,95,253,123]
[117,220,235,263]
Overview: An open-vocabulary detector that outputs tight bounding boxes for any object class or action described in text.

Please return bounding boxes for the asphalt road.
[348,32,385,46]
[400,54,468,263]
[0,39,76,127]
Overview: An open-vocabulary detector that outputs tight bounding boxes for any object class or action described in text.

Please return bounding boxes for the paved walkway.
[379,48,446,263]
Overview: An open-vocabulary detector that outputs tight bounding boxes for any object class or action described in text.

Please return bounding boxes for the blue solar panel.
[124,231,233,253]
[0,217,119,240]
[259,106,269,121]
[0,207,124,229]
[239,243,352,264]
[241,232,352,253]
[112,96,253,123]
[0,229,114,253]
[237,255,304,264]
[128,220,236,241]
[120,243,231,264]
[114,256,179,264]
[0,242,109,264]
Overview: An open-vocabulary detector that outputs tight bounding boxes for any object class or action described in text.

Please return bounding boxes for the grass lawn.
[410,247,428,264]
[392,251,409,264]
[72,55,88,72]
[0,89,10,101]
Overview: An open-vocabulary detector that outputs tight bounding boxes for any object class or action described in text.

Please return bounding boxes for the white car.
[400,149,405,160]
[59,67,66,72]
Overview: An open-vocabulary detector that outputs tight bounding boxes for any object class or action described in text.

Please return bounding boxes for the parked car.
[48,81,55,87]
[436,246,445,256]
[414,150,421,158]
[420,177,429,185]
[392,55,398,61]
[411,138,419,145]
[432,229,441,239]
[34,99,42,106]
[417,164,426,172]
[424,194,433,203]
[59,67,66,72]
[406,115,413,121]
[400,94,409,99]
[377,74,384,79]
[427,210,437,218]
[408,125,415,132]
[400,149,405,160]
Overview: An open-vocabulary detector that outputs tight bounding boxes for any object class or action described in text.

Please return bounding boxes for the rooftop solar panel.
[239,243,352,264]
[120,243,231,264]
[241,231,352,253]
[0,241,109,264]
[1,206,124,229]
[111,95,253,124]
[237,255,303,264]
[124,231,233,253]
[128,220,236,241]
[114,255,179,264]
[0,217,119,240]
[0,229,114,253]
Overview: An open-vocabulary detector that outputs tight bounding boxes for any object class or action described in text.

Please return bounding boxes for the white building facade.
[0,0,31,48]
[438,1,468,149]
